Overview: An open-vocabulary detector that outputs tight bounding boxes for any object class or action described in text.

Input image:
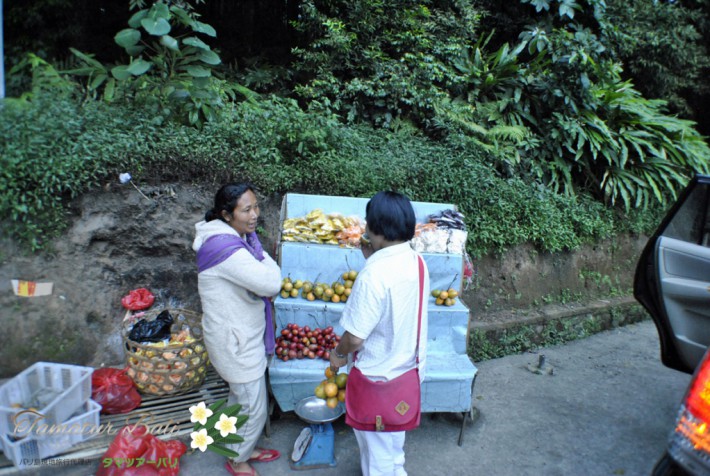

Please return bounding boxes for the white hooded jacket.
[193,219,281,384]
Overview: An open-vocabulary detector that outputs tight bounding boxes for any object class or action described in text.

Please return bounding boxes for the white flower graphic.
[214,413,238,438]
[189,401,213,425]
[190,428,214,452]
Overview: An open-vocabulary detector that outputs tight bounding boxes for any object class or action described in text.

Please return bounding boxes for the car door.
[634,174,710,374]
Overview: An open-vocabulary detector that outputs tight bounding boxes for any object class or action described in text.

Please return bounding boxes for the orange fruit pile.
[314,366,348,408]
[431,288,459,306]
[280,270,358,303]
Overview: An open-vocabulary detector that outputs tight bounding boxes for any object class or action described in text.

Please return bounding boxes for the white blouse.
[340,242,429,381]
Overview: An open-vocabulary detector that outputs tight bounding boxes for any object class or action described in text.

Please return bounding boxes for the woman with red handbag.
[330,191,430,476]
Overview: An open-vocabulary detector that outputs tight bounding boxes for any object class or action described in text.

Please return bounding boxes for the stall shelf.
[268,194,477,425]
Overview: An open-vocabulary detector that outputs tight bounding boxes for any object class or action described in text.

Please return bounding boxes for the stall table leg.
[458,373,479,446]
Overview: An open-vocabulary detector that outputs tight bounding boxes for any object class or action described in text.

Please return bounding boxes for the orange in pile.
[315,367,348,408]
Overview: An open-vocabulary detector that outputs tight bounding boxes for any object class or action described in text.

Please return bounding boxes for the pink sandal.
[224,461,257,476]
[248,447,281,463]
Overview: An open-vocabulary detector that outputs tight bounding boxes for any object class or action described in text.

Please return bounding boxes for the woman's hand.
[328,332,363,372]
[360,234,374,260]
[361,242,374,260]
[329,352,347,373]
[360,231,379,259]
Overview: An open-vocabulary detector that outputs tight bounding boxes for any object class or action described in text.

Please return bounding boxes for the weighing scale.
[290,396,345,470]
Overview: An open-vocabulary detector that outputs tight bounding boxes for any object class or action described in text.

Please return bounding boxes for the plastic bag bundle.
[121,288,155,311]
[97,425,187,476]
[128,310,174,343]
[91,367,142,415]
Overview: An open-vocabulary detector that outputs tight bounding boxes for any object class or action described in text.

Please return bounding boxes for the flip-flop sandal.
[224,461,256,476]
[248,447,281,463]
[292,427,313,462]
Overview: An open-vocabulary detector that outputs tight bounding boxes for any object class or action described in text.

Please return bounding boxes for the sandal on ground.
[248,447,281,463]
[224,461,257,476]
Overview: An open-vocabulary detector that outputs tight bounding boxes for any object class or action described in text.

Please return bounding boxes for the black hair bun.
[205,209,219,222]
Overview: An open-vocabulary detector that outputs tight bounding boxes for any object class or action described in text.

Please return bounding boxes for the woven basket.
[123,308,210,396]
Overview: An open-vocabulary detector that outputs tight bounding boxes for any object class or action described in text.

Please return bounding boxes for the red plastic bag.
[92,368,142,414]
[97,425,187,476]
[122,288,155,311]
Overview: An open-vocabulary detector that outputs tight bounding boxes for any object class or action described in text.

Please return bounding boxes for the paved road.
[26,320,692,476]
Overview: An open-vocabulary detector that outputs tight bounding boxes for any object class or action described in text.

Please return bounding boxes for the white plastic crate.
[0,362,93,436]
[0,399,101,469]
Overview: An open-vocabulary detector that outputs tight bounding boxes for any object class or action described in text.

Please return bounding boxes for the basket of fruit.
[122,308,210,396]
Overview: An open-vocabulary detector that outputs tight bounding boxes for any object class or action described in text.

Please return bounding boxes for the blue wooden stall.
[268,193,478,443]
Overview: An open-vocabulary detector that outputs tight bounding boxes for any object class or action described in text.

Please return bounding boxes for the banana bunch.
[282,209,364,246]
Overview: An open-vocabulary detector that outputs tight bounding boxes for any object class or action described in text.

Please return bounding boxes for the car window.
[663,183,710,246]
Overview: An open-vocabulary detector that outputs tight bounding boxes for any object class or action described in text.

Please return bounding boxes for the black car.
[635,174,710,475]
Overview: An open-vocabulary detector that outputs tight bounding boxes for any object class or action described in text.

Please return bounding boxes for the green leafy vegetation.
[0,89,641,255]
[65,1,253,127]
[288,0,710,211]
[469,302,646,361]
[452,0,710,210]
[291,0,481,127]
[605,0,710,120]
[0,90,157,250]
[2,0,708,256]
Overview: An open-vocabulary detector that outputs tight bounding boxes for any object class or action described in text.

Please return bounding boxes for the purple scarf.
[196,232,275,355]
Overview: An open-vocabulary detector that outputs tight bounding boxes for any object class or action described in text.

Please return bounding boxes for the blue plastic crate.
[0,399,101,469]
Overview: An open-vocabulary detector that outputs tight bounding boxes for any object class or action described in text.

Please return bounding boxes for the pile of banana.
[282,209,365,246]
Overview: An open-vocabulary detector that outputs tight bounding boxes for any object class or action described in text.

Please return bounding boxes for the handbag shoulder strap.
[415,255,424,366]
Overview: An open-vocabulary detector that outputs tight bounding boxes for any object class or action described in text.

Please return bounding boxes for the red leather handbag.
[345,256,425,432]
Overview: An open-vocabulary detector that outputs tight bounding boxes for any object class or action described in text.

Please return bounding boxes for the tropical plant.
[431,34,539,176]
[64,0,252,127]
[605,0,710,119]
[513,2,710,208]
[547,75,710,208]
[8,54,78,100]
[442,0,710,209]
[291,0,482,127]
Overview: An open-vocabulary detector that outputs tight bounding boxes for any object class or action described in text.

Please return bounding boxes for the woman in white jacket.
[193,182,282,476]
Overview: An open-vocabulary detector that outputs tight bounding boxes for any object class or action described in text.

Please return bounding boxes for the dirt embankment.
[0,183,648,377]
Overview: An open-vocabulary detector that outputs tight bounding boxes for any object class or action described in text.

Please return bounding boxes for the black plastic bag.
[128,310,174,343]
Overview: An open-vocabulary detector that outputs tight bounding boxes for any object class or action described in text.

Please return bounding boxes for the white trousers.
[354,429,407,476]
[227,374,268,463]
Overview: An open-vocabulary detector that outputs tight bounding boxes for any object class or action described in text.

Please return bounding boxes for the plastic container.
[0,399,101,469]
[0,362,93,436]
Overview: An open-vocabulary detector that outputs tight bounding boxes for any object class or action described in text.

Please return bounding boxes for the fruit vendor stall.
[0,193,478,473]
[268,193,478,443]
